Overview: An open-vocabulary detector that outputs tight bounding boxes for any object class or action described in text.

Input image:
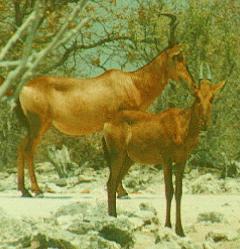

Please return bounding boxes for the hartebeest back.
[103,75,225,236]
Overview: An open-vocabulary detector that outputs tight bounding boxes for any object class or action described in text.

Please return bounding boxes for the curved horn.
[159,13,178,47]
[206,63,212,80]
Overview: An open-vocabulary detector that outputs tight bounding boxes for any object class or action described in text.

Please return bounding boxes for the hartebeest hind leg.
[18,112,51,196]
[18,137,32,197]
[116,155,133,198]
[102,136,130,198]
[175,164,185,237]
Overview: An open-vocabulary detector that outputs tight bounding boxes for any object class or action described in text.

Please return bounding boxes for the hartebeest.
[17,15,195,197]
[103,71,225,236]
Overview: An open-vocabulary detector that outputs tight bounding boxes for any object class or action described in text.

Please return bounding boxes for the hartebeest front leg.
[163,162,174,228]
[175,164,185,237]
[107,155,125,217]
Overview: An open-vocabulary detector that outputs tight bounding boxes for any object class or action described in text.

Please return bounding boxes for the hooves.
[175,228,185,237]
[21,189,44,198]
[34,192,44,198]
[117,193,130,199]
[108,211,117,217]
[165,224,185,237]
[21,189,32,197]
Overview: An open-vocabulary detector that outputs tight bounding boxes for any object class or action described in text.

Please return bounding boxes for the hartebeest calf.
[103,77,225,236]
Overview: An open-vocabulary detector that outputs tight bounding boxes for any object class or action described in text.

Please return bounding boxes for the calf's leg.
[163,163,174,228]
[175,164,185,237]
[107,152,126,217]
[117,155,133,198]
[102,136,129,198]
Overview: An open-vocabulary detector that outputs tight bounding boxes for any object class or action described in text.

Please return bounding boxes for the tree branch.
[0,10,36,61]
[43,35,134,73]
[0,0,90,100]
[13,0,90,98]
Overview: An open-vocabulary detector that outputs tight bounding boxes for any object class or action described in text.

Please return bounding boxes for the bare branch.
[0,0,90,100]
[0,2,42,99]
[13,0,90,98]
[0,61,21,67]
[0,10,36,61]
[43,35,134,73]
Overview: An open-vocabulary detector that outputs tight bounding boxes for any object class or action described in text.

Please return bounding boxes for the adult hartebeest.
[103,67,225,236]
[17,15,195,197]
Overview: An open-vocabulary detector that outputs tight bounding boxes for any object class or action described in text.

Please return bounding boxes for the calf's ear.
[212,80,226,94]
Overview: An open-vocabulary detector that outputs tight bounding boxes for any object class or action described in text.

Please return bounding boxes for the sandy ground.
[0,184,240,249]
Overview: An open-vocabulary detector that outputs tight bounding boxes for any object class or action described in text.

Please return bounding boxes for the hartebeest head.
[164,44,195,88]
[192,66,225,128]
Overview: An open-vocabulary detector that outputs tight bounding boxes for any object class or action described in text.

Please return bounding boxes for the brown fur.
[103,79,225,236]
[17,44,195,197]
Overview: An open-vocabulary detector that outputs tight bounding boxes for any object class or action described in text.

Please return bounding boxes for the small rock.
[187,174,223,194]
[202,241,215,249]
[99,224,134,249]
[36,162,54,174]
[6,168,17,174]
[154,228,201,249]
[44,186,56,193]
[78,175,94,183]
[53,178,67,187]
[80,189,91,194]
[69,175,94,186]
[31,233,77,249]
[139,202,157,215]
[44,183,63,193]
[81,231,121,249]
[197,212,224,223]
[68,221,95,235]
[205,231,228,242]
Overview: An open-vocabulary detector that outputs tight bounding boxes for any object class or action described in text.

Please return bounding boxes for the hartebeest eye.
[172,53,184,62]
[195,95,201,102]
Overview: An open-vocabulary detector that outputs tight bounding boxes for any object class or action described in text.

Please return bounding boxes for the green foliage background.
[0,0,239,173]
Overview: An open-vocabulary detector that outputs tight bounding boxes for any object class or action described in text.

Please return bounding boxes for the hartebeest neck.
[187,100,204,138]
[130,53,169,109]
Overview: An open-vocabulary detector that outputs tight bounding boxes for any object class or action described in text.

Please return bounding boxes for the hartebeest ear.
[167,44,183,58]
[211,80,226,94]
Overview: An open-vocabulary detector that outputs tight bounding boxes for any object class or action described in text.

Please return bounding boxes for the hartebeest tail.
[103,74,225,236]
